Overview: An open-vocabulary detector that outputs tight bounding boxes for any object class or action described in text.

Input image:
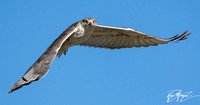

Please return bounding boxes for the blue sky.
[0,0,200,105]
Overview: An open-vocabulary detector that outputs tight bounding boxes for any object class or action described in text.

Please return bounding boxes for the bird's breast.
[72,26,95,44]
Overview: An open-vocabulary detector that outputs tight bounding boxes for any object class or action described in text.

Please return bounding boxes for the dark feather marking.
[22,77,28,82]
[8,77,40,94]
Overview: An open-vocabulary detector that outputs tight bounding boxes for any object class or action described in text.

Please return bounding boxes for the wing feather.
[119,35,125,48]
[109,36,118,48]
[141,39,150,47]
[80,25,191,49]
[124,37,130,47]
[143,39,155,46]
[128,38,136,48]
[8,23,78,94]
[136,39,142,47]
[101,36,113,48]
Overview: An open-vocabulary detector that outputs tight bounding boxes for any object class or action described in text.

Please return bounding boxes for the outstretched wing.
[79,25,191,49]
[8,23,78,94]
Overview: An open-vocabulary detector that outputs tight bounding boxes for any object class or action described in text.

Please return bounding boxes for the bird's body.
[8,17,191,94]
[58,20,96,57]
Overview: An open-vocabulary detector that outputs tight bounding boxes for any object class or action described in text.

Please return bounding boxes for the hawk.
[8,17,191,93]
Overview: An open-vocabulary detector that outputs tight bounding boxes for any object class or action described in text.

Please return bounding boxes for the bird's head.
[81,17,97,27]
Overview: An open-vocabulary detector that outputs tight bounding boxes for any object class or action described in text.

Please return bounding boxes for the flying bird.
[8,17,191,93]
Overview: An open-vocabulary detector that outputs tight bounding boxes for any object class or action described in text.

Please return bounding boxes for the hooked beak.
[88,22,92,26]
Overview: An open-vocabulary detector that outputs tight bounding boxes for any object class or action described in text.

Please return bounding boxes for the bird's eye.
[83,20,88,23]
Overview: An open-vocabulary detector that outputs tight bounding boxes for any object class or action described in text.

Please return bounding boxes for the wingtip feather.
[169,30,191,41]
[8,78,32,94]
